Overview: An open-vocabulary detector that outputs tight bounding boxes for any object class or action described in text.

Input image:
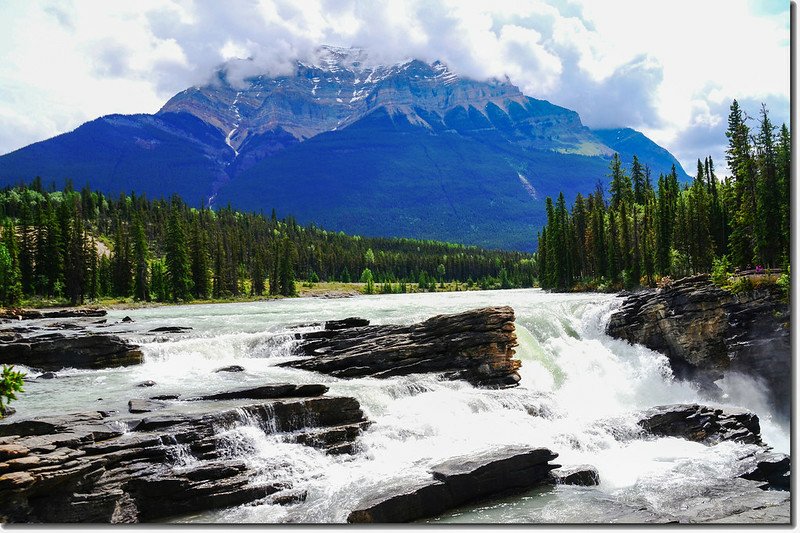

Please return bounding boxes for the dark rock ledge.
[0,331,143,371]
[347,447,560,523]
[281,306,521,388]
[0,390,368,523]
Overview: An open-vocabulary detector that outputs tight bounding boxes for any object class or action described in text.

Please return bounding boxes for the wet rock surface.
[638,404,763,445]
[0,391,368,523]
[0,308,107,321]
[0,331,143,371]
[347,447,559,523]
[607,275,790,414]
[549,465,599,486]
[282,307,521,388]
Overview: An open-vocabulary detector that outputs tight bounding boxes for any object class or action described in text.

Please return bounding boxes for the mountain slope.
[0,46,689,251]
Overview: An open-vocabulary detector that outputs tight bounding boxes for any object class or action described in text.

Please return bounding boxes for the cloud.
[0,0,790,175]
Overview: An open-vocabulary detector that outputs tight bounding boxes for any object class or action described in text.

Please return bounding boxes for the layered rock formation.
[281,306,521,388]
[607,275,790,414]
[0,331,142,371]
[347,447,559,523]
[0,390,368,523]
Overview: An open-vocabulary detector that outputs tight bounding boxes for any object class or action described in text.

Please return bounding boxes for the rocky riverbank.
[606,275,790,415]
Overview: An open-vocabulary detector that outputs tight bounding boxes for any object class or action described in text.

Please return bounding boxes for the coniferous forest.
[0,182,535,307]
[537,101,790,291]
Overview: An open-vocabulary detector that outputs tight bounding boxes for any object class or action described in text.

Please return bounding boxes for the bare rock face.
[281,307,521,388]
[607,275,790,415]
[0,392,368,523]
[347,447,559,523]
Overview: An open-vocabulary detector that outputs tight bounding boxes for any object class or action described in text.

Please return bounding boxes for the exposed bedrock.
[0,392,368,523]
[607,275,790,415]
[637,404,790,492]
[347,447,559,523]
[282,306,521,388]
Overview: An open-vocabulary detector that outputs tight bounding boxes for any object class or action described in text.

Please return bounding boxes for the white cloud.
[0,0,789,174]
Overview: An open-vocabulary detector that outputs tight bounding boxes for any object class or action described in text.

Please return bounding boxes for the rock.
[0,394,369,523]
[213,365,245,373]
[128,399,168,414]
[121,316,133,323]
[0,407,15,418]
[0,308,106,320]
[549,465,600,486]
[136,381,156,388]
[148,326,192,333]
[271,490,307,506]
[150,394,180,401]
[282,307,521,388]
[607,275,790,415]
[38,372,57,380]
[0,332,143,372]
[324,317,370,330]
[739,452,790,491]
[191,383,329,401]
[347,446,558,523]
[638,404,762,445]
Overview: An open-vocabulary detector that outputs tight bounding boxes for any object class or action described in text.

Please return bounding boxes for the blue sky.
[0,0,790,173]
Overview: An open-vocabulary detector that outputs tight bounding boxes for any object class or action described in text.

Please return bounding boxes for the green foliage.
[0,364,25,416]
[711,255,733,287]
[728,276,753,295]
[360,268,375,294]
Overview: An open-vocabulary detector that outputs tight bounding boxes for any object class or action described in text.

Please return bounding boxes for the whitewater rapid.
[11,289,789,523]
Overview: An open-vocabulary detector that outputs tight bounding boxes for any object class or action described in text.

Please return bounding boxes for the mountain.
[0,46,688,251]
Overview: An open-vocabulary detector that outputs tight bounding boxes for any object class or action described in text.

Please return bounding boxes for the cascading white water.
[10,289,788,523]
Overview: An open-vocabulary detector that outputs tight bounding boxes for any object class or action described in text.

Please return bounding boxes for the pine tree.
[278,236,296,296]
[189,223,210,299]
[609,153,633,210]
[754,104,780,266]
[165,200,192,301]
[130,216,149,301]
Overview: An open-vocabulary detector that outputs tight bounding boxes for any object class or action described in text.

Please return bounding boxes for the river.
[10,289,789,523]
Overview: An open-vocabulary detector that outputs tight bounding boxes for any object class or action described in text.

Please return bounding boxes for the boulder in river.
[347,447,559,523]
[607,275,790,415]
[213,365,245,373]
[282,306,521,388]
[550,465,600,486]
[638,404,762,446]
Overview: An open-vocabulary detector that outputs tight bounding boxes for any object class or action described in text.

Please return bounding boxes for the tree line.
[537,101,790,291]
[0,183,536,306]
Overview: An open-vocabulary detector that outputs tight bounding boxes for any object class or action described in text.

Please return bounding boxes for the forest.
[537,101,790,291]
[0,181,536,306]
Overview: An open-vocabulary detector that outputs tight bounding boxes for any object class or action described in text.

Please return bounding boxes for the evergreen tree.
[132,216,149,302]
[278,236,296,296]
[165,199,192,301]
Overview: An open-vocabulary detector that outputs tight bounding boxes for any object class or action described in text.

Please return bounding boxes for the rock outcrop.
[281,307,521,388]
[549,465,600,486]
[0,331,143,371]
[347,447,559,523]
[607,275,790,414]
[0,393,368,523]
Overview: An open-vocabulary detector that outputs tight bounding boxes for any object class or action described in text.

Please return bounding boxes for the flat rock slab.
[347,446,559,523]
[283,307,521,388]
[0,331,142,371]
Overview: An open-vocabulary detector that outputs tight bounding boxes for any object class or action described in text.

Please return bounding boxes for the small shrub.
[0,364,25,416]
[711,255,733,287]
[728,276,753,295]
